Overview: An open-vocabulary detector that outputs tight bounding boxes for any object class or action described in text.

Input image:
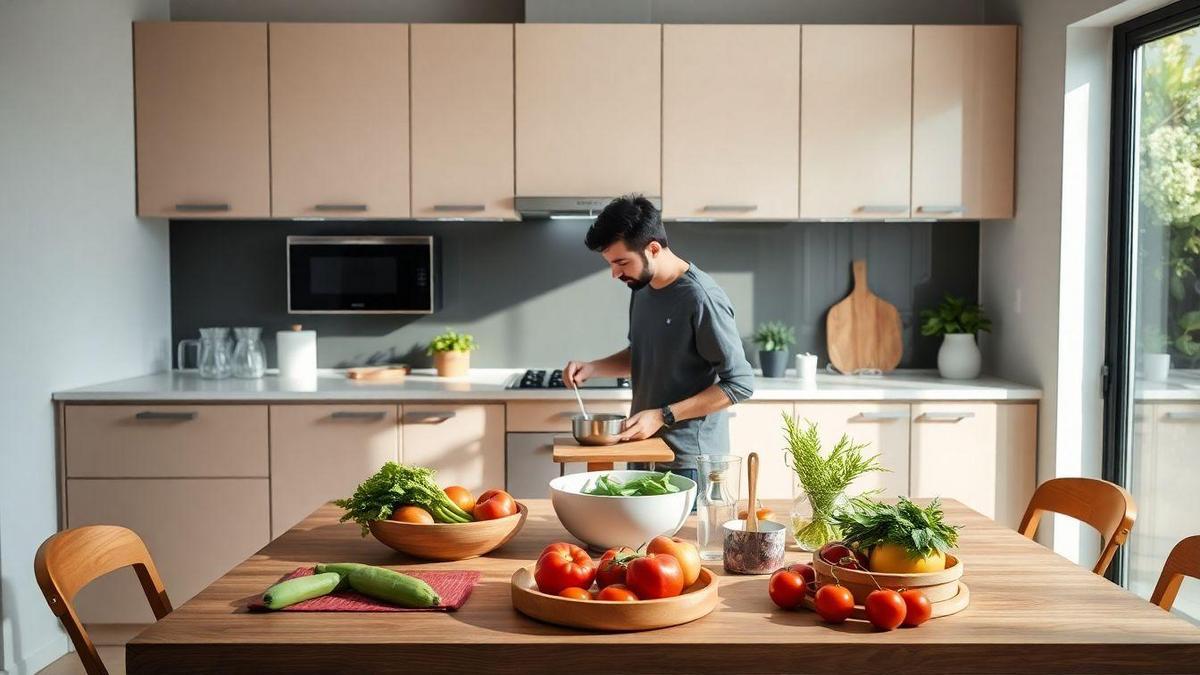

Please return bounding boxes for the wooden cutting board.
[552,436,674,471]
[826,260,903,373]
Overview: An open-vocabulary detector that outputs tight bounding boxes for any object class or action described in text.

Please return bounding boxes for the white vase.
[937,333,982,380]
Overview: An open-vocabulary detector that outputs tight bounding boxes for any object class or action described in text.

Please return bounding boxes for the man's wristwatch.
[660,404,676,427]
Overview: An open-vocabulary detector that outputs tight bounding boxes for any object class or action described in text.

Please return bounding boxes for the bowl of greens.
[548,470,697,552]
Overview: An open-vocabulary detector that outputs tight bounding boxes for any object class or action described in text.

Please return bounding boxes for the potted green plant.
[753,321,796,378]
[426,329,478,377]
[920,295,992,380]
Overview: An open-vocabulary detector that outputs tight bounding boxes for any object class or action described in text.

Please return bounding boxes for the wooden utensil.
[826,260,903,373]
[746,452,759,533]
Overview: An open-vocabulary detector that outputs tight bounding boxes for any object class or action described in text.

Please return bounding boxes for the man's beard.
[620,257,654,290]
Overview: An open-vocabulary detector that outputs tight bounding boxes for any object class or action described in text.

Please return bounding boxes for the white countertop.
[53,368,1042,402]
[1136,369,1200,401]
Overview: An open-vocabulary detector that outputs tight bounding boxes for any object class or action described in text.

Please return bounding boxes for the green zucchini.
[347,566,440,608]
[261,572,341,610]
[314,562,369,590]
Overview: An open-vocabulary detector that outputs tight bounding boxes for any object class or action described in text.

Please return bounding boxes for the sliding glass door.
[1106,0,1200,624]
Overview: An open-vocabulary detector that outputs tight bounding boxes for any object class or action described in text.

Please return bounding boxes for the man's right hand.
[563,360,596,389]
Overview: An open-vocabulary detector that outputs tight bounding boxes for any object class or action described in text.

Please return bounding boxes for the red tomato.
[556,587,593,601]
[865,589,907,631]
[473,489,517,520]
[900,589,932,627]
[596,584,639,602]
[647,536,702,587]
[625,553,685,600]
[596,547,637,588]
[787,563,816,587]
[389,505,434,524]
[768,568,808,609]
[814,584,855,624]
[443,486,475,513]
[534,543,596,595]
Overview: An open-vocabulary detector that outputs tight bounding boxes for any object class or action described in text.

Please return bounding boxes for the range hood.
[515,196,662,219]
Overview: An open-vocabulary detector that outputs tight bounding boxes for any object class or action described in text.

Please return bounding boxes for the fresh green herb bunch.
[784,414,885,548]
[753,321,797,352]
[833,495,961,559]
[426,328,478,355]
[334,462,474,534]
[919,295,992,336]
[583,472,681,497]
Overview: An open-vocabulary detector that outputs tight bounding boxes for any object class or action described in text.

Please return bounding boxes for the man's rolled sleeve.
[694,293,755,404]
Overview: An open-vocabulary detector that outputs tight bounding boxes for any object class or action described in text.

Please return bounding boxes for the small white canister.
[276,324,317,382]
[795,352,818,381]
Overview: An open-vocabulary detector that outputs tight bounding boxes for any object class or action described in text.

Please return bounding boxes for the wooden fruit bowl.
[811,553,963,605]
[510,566,719,631]
[801,581,970,620]
[367,503,528,561]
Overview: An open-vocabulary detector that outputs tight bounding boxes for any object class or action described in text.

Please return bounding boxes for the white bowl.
[548,470,697,551]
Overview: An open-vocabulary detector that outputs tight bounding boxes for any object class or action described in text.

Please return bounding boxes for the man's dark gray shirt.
[628,264,755,467]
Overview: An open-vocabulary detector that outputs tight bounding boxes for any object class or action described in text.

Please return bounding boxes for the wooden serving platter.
[552,436,674,471]
[802,581,970,620]
[510,566,718,631]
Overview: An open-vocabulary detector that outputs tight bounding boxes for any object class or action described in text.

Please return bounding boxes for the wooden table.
[127,500,1200,674]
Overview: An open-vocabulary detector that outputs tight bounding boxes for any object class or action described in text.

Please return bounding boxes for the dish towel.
[247,566,481,612]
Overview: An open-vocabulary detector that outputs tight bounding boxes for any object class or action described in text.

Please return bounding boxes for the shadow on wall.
[169,219,978,369]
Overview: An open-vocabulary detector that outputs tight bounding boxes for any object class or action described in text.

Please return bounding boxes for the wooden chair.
[1150,535,1200,611]
[34,525,172,675]
[1018,477,1137,576]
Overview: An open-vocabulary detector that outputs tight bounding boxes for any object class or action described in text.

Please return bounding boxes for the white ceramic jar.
[937,333,982,380]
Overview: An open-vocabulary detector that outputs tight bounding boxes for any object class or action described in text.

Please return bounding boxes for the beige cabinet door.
[411,24,516,220]
[912,25,1017,219]
[801,25,913,219]
[67,478,270,623]
[662,25,800,220]
[269,405,400,537]
[793,402,910,497]
[506,400,631,432]
[134,22,269,218]
[402,404,505,494]
[515,24,661,197]
[269,23,409,218]
[728,403,795,501]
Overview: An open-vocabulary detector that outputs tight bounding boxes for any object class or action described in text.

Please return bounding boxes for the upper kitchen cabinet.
[662,25,800,220]
[133,22,269,218]
[912,26,1017,219]
[515,24,661,198]
[269,23,409,218]
[801,25,913,219]
[411,24,516,220]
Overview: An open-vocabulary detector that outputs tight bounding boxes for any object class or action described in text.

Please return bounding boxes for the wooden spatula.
[746,452,759,533]
[826,260,903,373]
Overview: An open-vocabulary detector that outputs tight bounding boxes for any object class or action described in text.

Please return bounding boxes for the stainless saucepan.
[571,413,626,446]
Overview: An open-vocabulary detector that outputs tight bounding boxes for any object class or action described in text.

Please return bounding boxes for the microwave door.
[287,236,435,314]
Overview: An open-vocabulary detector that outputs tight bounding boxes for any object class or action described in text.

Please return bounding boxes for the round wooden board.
[801,582,970,621]
[511,566,719,632]
[368,503,527,561]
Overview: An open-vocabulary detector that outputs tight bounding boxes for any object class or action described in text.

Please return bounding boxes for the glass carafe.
[177,327,232,379]
[231,327,266,379]
[695,454,742,561]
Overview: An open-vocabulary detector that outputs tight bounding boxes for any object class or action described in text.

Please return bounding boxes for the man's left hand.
[619,408,665,441]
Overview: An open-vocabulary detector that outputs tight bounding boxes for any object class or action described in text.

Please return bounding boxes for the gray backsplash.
[169,219,978,370]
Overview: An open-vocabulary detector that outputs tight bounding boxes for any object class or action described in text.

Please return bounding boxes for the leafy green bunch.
[753,321,796,352]
[919,294,992,337]
[426,328,478,355]
[582,472,681,497]
[832,495,960,559]
[334,462,474,534]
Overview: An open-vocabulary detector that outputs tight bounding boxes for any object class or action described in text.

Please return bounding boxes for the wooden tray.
[812,553,963,605]
[511,566,718,631]
[802,581,970,620]
[552,436,674,471]
[368,503,527,561]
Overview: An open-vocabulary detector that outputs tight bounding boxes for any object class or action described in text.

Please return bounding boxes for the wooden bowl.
[511,566,719,631]
[811,552,963,605]
[367,503,527,561]
[802,581,970,620]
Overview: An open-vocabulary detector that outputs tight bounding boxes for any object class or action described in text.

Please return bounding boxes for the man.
[564,195,754,477]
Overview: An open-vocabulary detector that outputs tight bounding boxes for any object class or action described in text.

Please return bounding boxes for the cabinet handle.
[916,205,965,214]
[433,204,486,212]
[134,411,197,421]
[314,204,368,212]
[403,411,457,424]
[857,205,909,214]
[916,412,976,423]
[702,204,758,213]
[174,203,230,213]
[330,411,388,421]
[857,411,908,421]
[1164,411,1200,421]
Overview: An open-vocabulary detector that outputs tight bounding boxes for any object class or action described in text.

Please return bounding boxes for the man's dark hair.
[585,195,668,253]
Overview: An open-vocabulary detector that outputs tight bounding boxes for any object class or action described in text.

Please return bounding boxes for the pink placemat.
[247,567,481,612]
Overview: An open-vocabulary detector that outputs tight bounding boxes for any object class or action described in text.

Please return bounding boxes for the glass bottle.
[231,327,266,379]
[696,454,741,561]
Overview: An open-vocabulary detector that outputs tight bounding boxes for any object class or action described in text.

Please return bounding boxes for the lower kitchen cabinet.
[269,405,400,537]
[66,478,270,624]
[794,402,911,497]
[402,404,504,494]
[728,402,795,501]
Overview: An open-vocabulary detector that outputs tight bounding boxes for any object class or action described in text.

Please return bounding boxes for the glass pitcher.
[695,454,742,561]
[177,327,232,379]
[231,327,266,379]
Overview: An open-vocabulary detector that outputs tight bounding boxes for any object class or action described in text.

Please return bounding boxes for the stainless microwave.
[287,236,438,314]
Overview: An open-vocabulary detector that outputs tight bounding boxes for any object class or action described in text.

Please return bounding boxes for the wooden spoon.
[746,452,759,533]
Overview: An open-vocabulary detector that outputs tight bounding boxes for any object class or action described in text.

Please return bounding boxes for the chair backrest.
[34,525,172,675]
[1018,477,1137,576]
[1151,535,1200,611]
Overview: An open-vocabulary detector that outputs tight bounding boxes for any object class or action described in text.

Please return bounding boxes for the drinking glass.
[696,454,742,561]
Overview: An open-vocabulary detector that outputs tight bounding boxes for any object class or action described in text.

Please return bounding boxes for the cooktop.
[509,369,632,390]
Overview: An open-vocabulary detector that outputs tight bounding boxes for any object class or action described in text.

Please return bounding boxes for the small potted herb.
[920,295,991,380]
[426,329,478,377]
[753,321,796,378]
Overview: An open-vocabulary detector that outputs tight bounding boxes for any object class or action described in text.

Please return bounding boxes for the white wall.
[0,1,171,672]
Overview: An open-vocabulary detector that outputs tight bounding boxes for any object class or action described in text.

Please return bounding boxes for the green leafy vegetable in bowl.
[335,462,474,535]
[582,472,681,497]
